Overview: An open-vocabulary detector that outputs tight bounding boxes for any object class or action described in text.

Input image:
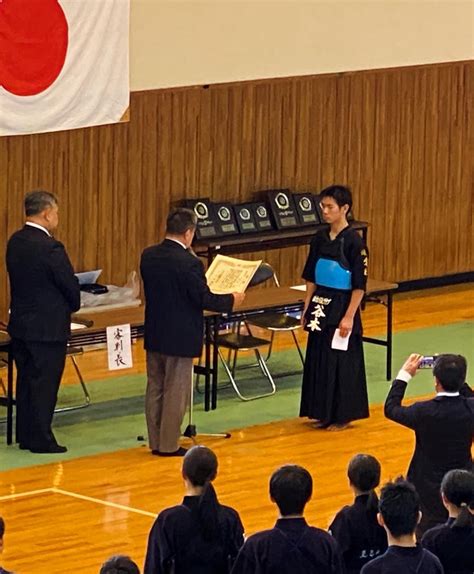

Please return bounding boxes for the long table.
[0,279,397,444]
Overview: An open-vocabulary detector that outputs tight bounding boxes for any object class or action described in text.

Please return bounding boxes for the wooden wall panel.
[0,61,472,318]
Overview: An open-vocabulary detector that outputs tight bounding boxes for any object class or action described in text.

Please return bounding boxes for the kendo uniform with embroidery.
[421,517,474,574]
[329,494,388,573]
[300,226,369,425]
[231,518,343,574]
[144,495,244,574]
[360,545,444,574]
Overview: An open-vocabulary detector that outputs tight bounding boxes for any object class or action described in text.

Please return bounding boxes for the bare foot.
[312,420,329,429]
[326,423,350,431]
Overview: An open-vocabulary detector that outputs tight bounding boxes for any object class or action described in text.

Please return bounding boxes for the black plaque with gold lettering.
[293,193,320,225]
[213,202,239,235]
[266,189,298,229]
[250,202,274,231]
[184,198,218,239]
[233,203,258,234]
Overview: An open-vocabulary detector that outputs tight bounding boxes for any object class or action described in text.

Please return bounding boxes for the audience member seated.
[0,518,13,574]
[360,478,443,573]
[384,353,474,536]
[231,464,343,573]
[421,469,474,574]
[144,445,244,574]
[329,454,388,573]
[99,554,140,574]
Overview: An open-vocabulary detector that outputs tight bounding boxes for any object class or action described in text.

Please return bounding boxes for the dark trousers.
[11,339,67,449]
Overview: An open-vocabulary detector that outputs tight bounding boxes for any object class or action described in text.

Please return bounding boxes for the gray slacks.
[145,351,192,453]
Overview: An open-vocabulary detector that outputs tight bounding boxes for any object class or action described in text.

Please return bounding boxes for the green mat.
[1,321,472,470]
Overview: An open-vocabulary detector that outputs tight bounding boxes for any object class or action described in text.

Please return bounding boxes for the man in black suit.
[6,190,80,454]
[384,353,474,536]
[140,208,244,457]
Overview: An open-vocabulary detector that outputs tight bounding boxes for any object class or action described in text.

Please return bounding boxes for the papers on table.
[331,328,350,351]
[75,269,102,285]
[291,284,306,292]
[206,255,261,295]
[71,322,87,330]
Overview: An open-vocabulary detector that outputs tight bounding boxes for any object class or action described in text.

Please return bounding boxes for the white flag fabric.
[0,0,129,136]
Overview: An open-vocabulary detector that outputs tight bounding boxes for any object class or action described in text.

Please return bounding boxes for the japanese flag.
[0,0,129,136]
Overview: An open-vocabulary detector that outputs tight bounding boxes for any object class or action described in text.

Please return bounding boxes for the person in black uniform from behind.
[100,555,140,574]
[329,454,388,573]
[6,190,80,453]
[300,185,369,430]
[421,469,474,574]
[384,353,474,537]
[0,517,13,574]
[144,446,244,574]
[231,465,343,574]
[360,478,443,574]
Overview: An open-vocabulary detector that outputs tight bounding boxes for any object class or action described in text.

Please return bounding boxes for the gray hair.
[25,190,58,217]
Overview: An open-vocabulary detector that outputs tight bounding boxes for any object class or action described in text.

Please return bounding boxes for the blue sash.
[315,258,352,291]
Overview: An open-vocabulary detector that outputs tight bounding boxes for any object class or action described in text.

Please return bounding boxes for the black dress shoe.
[30,444,68,454]
[152,447,187,457]
[19,443,30,450]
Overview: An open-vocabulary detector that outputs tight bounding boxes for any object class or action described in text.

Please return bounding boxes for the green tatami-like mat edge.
[0,321,472,471]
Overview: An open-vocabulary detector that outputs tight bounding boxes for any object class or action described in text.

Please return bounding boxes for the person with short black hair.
[384,353,474,536]
[360,478,443,573]
[421,469,474,573]
[231,464,343,573]
[140,208,244,456]
[144,445,244,573]
[300,185,369,431]
[329,454,387,573]
[99,554,140,574]
[0,517,13,574]
[6,190,80,453]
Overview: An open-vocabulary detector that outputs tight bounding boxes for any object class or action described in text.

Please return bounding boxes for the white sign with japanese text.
[106,323,133,370]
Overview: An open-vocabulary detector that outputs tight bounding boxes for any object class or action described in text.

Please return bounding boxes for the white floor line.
[52,487,156,517]
[0,488,53,501]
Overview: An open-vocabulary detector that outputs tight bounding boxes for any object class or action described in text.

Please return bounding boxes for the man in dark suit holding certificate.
[140,208,244,457]
[6,190,81,453]
[384,353,474,536]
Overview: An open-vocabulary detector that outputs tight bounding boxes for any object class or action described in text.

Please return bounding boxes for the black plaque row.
[184,190,328,240]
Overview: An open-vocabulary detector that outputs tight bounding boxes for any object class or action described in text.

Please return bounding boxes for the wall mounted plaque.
[250,202,274,231]
[293,193,320,225]
[233,203,258,234]
[184,198,218,239]
[213,202,239,235]
[266,189,298,229]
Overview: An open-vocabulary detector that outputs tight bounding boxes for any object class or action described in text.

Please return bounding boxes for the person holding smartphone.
[384,353,474,537]
[300,185,369,431]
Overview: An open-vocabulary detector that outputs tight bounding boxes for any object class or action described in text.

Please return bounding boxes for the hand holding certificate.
[205,254,261,294]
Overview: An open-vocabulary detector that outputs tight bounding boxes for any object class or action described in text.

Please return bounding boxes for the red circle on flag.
[0,0,69,96]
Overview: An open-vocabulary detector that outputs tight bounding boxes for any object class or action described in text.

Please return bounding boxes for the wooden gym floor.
[0,284,472,574]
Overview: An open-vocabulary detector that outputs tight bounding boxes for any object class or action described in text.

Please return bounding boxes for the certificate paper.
[331,328,350,351]
[206,255,261,294]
